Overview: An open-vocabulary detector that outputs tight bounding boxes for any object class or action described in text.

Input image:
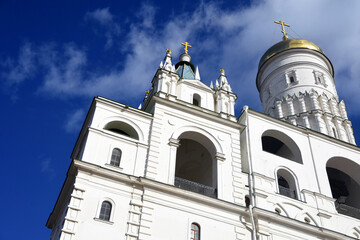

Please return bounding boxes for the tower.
[257,21,355,144]
[47,34,360,240]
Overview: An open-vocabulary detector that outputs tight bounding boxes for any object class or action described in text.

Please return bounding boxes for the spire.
[195,66,200,80]
[217,68,232,92]
[215,79,219,88]
[161,49,173,71]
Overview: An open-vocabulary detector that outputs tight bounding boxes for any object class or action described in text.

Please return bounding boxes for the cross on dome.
[181,41,192,54]
[274,20,290,40]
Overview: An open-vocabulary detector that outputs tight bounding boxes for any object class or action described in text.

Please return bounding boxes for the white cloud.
[65,108,86,133]
[85,7,120,48]
[85,7,114,25]
[3,42,36,86]
[3,0,360,115]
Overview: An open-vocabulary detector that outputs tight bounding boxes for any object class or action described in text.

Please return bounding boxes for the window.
[285,71,298,86]
[193,94,201,107]
[110,148,122,167]
[277,169,298,199]
[99,201,112,221]
[191,223,200,240]
[314,71,327,87]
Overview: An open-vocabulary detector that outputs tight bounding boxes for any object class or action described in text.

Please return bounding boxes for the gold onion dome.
[258,38,325,70]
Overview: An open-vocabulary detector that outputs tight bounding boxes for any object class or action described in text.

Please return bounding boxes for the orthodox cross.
[274,20,290,40]
[181,41,192,54]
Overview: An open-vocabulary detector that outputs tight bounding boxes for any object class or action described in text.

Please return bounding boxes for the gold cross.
[181,41,192,54]
[274,20,290,40]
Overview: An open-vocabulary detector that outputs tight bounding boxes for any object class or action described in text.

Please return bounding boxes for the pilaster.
[60,187,85,240]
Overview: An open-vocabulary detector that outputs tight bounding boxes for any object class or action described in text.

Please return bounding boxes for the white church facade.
[47,28,360,240]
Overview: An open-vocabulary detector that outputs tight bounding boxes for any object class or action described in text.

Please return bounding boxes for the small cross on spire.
[274,20,290,40]
[181,41,192,54]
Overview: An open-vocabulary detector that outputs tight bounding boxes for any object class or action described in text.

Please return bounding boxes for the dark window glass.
[110,149,121,167]
[99,201,112,221]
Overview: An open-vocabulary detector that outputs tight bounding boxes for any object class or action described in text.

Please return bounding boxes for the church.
[47,21,360,240]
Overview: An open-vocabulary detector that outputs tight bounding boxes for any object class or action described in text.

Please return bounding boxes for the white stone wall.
[144,100,243,203]
[257,49,355,144]
[241,110,360,238]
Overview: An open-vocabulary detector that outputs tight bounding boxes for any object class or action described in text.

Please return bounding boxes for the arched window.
[193,94,201,107]
[277,169,298,199]
[99,201,112,221]
[190,223,200,240]
[262,130,302,164]
[110,148,121,167]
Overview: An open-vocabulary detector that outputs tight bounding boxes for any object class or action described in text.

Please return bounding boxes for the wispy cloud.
[41,158,56,180]
[85,7,120,49]
[2,0,360,114]
[2,42,36,86]
[65,109,85,133]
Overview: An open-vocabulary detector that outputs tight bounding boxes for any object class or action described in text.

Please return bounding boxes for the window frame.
[94,198,115,224]
[109,148,122,167]
[190,222,200,240]
[99,201,112,221]
[285,70,299,87]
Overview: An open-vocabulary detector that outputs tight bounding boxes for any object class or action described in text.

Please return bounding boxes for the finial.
[146,90,150,94]
[220,68,225,75]
[181,41,192,54]
[274,20,290,40]
[166,49,171,53]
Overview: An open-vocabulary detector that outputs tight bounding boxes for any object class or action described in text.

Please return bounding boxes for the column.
[275,100,283,118]
[168,138,180,185]
[314,112,327,134]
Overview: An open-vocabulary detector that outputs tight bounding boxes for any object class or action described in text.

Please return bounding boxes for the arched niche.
[276,168,299,200]
[174,131,218,198]
[104,121,139,140]
[327,157,360,218]
[262,130,302,164]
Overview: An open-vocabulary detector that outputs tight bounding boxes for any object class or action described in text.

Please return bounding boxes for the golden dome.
[258,39,324,70]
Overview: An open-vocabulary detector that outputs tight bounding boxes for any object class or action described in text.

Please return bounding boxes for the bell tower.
[256,21,355,144]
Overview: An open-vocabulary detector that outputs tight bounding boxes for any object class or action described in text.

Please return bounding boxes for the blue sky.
[1,0,360,238]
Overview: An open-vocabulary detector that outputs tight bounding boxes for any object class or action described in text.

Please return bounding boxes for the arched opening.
[175,131,217,198]
[277,168,298,199]
[262,130,302,164]
[327,157,360,219]
[104,121,139,140]
[193,94,201,107]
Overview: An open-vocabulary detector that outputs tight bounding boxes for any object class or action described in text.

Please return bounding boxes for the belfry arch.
[261,129,302,164]
[170,128,222,198]
[327,157,360,219]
